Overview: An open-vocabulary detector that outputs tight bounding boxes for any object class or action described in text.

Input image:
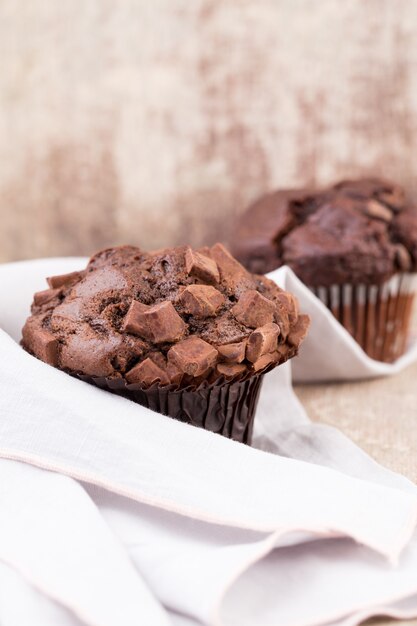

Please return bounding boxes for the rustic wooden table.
[296,362,417,626]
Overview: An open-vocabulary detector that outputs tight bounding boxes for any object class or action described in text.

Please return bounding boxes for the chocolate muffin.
[232,179,417,362]
[21,244,309,443]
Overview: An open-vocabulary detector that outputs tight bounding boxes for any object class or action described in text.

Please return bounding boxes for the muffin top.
[232,178,417,286]
[21,244,309,389]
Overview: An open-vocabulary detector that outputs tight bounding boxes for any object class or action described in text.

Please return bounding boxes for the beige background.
[1,0,417,261]
[2,2,417,624]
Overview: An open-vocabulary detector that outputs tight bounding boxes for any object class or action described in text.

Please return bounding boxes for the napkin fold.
[1,258,417,626]
[0,459,170,626]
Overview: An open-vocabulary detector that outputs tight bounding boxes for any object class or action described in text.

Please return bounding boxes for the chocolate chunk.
[33,288,62,306]
[393,244,412,271]
[251,351,279,372]
[287,314,310,348]
[168,336,218,377]
[275,291,299,323]
[217,363,247,378]
[22,322,59,366]
[123,301,149,334]
[126,357,169,386]
[365,200,393,222]
[246,323,280,363]
[273,309,289,339]
[209,243,255,296]
[275,292,298,338]
[123,300,186,343]
[379,189,405,210]
[231,290,276,328]
[47,271,82,289]
[179,285,225,318]
[166,361,184,385]
[185,247,220,283]
[217,340,247,363]
[148,351,166,370]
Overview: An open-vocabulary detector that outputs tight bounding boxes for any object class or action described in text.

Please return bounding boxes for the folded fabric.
[0,258,417,626]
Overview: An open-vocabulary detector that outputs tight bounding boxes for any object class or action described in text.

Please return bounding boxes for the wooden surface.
[2,1,417,261]
[296,362,417,484]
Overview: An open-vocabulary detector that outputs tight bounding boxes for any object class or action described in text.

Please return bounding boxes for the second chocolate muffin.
[22,244,309,443]
[232,178,417,362]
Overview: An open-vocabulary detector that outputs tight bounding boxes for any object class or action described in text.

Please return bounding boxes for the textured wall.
[1,0,417,261]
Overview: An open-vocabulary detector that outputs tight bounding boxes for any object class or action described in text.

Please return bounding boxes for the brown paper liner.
[312,274,417,363]
[76,368,272,444]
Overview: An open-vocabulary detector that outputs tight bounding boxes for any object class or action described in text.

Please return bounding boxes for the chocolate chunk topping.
[166,361,184,385]
[123,300,186,343]
[246,323,280,363]
[209,243,255,296]
[126,357,169,386]
[21,244,309,388]
[185,247,220,283]
[231,290,276,328]
[217,340,247,363]
[22,321,59,366]
[274,292,298,339]
[148,351,166,370]
[364,200,393,222]
[123,301,151,335]
[252,351,280,372]
[379,189,405,210]
[179,284,225,318]
[287,314,310,348]
[168,336,218,377]
[47,271,82,289]
[276,291,299,322]
[217,363,247,378]
[33,288,62,307]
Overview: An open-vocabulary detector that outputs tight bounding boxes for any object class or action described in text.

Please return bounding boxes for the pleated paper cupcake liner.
[77,367,274,444]
[311,273,417,363]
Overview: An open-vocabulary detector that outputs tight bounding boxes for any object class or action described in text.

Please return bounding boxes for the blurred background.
[1,0,417,262]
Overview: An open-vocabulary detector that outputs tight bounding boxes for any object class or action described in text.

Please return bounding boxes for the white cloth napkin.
[1,257,417,626]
